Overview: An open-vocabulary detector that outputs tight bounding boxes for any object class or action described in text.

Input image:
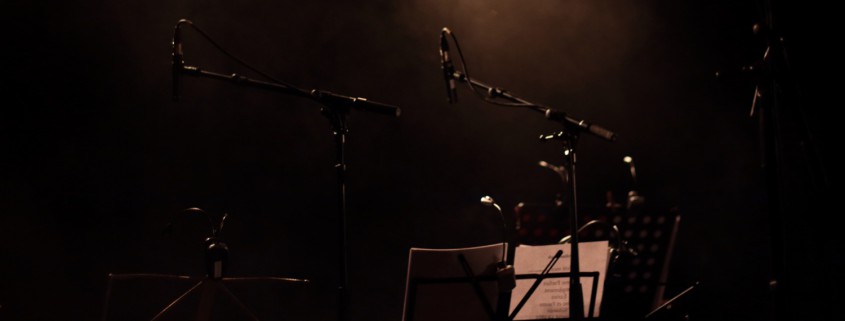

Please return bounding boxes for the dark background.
[1,0,837,320]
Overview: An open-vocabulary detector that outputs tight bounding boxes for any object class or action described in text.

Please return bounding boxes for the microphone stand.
[176,63,400,321]
[540,129,584,321]
[103,209,310,321]
[322,99,350,321]
[449,70,615,320]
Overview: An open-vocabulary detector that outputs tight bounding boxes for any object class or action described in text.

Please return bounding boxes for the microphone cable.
[441,28,547,113]
[172,19,308,96]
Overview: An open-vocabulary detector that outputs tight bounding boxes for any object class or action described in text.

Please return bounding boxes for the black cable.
[443,28,547,112]
[174,19,308,96]
[559,219,624,254]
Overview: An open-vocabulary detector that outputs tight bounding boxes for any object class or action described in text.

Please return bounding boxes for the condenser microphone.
[440,28,457,103]
[172,22,185,102]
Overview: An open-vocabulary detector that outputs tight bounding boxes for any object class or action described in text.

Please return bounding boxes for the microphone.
[172,21,185,102]
[440,28,457,103]
[544,109,617,142]
[481,195,516,292]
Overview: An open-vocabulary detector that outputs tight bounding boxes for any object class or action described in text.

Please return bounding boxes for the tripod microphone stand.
[101,209,309,321]
[171,19,401,321]
[173,67,400,321]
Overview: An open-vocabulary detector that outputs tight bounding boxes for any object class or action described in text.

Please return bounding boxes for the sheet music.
[510,241,610,320]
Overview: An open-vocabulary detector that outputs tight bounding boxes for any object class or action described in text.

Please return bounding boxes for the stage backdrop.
[1,1,836,321]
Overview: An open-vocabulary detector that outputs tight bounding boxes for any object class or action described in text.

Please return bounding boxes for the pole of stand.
[539,131,587,320]
[326,109,350,321]
[562,136,584,321]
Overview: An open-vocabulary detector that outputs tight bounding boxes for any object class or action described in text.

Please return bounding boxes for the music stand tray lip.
[511,272,602,321]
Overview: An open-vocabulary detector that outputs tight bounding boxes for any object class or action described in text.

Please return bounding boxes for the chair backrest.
[401,243,507,321]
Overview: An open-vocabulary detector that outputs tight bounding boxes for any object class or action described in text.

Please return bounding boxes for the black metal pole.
[337,129,349,321]
[324,109,350,321]
[563,137,584,321]
[541,130,585,320]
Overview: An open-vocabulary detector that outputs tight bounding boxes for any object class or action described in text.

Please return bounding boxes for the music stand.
[508,241,609,321]
[644,282,699,321]
[402,242,595,321]
[596,207,683,321]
